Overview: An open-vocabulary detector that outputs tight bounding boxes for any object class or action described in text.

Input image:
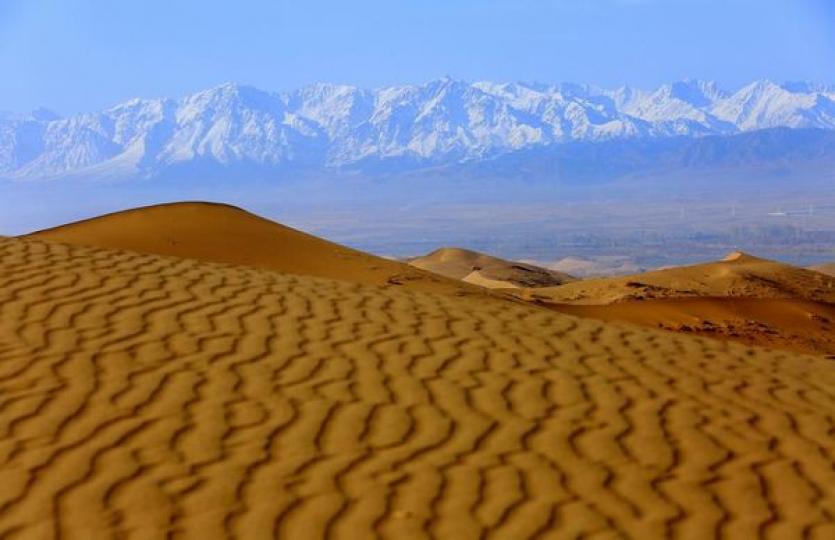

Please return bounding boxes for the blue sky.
[0,0,832,114]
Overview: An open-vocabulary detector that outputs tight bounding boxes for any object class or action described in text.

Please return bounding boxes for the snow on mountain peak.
[30,107,61,122]
[664,80,726,107]
[2,79,834,180]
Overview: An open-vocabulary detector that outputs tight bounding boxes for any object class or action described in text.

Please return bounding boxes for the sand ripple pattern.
[1,237,835,539]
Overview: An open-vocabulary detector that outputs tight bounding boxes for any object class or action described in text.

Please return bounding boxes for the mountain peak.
[192,82,278,103]
[423,76,470,93]
[2,79,835,181]
[30,107,60,122]
[179,83,284,119]
[780,81,834,94]
[655,80,724,106]
[737,79,783,96]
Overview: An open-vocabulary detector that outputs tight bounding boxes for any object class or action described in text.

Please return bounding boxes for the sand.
[513,252,835,356]
[521,252,835,306]
[551,297,835,356]
[810,263,835,277]
[409,247,575,289]
[2,228,835,538]
[531,256,644,279]
[26,202,502,302]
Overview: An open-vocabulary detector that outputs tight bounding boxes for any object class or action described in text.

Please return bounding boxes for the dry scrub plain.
[1,213,835,538]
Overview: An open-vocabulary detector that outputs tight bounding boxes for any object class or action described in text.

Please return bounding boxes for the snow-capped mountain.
[2,78,834,181]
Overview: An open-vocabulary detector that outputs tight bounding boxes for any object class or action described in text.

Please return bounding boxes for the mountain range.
[2,78,835,182]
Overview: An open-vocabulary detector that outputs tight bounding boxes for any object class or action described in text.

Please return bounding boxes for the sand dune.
[409,247,576,289]
[811,263,835,277]
[533,256,644,278]
[523,251,835,305]
[553,297,835,355]
[26,202,500,302]
[515,252,835,355]
[2,235,835,538]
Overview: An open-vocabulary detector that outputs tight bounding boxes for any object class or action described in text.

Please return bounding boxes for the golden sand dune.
[409,247,576,289]
[26,202,497,301]
[2,235,835,538]
[523,251,835,306]
[810,263,835,277]
[553,297,835,356]
[513,252,835,355]
[534,256,643,278]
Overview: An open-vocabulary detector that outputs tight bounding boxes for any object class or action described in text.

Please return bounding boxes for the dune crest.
[529,253,835,305]
[517,254,835,355]
[409,247,576,289]
[26,202,505,302]
[722,250,756,262]
[1,235,835,538]
[810,262,835,277]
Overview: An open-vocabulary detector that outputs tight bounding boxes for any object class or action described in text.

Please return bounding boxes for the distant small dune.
[810,262,835,277]
[409,246,576,289]
[517,251,835,355]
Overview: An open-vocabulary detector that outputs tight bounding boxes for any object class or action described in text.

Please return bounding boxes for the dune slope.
[553,296,835,355]
[409,247,575,289]
[25,202,497,300]
[526,252,835,305]
[811,263,835,277]
[1,236,835,538]
[517,252,835,355]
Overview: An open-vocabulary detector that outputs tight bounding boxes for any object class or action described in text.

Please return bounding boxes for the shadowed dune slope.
[2,236,835,538]
[25,202,498,301]
[409,247,576,289]
[515,252,835,355]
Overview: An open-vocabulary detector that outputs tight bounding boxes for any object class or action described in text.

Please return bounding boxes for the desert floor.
[1,204,835,538]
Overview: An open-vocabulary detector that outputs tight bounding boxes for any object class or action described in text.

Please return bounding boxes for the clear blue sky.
[1,0,832,114]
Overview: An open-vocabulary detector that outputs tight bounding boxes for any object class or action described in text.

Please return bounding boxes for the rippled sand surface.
[1,211,835,538]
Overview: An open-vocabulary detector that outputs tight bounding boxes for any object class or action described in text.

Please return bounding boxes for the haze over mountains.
[2,78,835,182]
